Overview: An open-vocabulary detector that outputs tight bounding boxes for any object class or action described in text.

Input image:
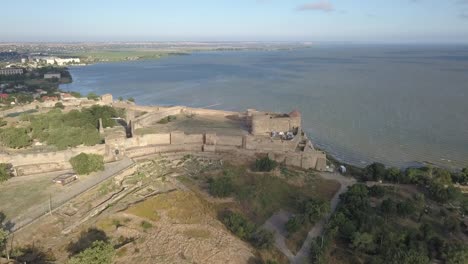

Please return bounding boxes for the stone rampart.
[1,145,106,176]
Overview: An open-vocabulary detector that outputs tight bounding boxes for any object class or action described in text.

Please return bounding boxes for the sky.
[1,0,468,43]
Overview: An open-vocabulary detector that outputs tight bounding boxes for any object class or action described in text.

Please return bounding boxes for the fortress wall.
[0,145,106,169]
[215,145,240,152]
[244,136,298,152]
[216,135,243,147]
[112,102,160,113]
[126,143,205,158]
[251,115,301,135]
[205,133,217,145]
[184,134,204,144]
[135,133,171,146]
[0,104,38,118]
[16,162,72,176]
[184,107,240,117]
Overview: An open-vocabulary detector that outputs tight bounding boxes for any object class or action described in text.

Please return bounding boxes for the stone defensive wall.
[1,95,326,176]
[0,145,107,176]
[106,130,326,171]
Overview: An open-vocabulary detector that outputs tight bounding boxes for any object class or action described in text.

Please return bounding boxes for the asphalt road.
[10,157,134,232]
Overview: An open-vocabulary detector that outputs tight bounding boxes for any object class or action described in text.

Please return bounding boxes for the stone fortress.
[0,94,327,176]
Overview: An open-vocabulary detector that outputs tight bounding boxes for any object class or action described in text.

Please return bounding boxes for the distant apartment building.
[31,56,81,66]
[44,73,61,79]
[0,68,24,76]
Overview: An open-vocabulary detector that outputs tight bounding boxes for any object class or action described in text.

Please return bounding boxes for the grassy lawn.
[0,175,61,219]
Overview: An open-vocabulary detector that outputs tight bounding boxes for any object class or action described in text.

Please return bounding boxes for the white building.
[44,73,61,79]
[0,68,24,75]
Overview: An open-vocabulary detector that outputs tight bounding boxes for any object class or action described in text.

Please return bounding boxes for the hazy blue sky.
[2,0,468,43]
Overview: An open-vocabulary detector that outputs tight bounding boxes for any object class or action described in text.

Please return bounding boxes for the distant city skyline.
[2,0,468,43]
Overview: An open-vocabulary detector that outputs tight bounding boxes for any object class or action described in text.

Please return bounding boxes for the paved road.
[10,157,134,232]
[264,172,356,264]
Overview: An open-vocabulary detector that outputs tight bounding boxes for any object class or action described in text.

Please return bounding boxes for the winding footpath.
[264,172,356,264]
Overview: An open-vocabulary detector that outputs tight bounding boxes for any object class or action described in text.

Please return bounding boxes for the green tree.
[364,162,386,181]
[127,97,135,103]
[0,163,13,183]
[250,228,274,249]
[87,92,99,101]
[443,243,468,264]
[0,227,8,259]
[301,199,330,223]
[69,153,104,175]
[381,199,397,217]
[68,241,114,264]
[351,232,375,253]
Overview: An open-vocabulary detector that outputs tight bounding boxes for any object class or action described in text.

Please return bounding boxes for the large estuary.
[61,45,468,168]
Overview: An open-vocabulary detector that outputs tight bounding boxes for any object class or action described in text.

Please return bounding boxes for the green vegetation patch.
[69,240,115,264]
[70,153,104,175]
[157,115,177,124]
[207,165,336,224]
[313,184,468,264]
[1,105,120,150]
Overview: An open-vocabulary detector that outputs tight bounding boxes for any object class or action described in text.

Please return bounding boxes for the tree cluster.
[313,184,468,264]
[221,210,274,250]
[363,163,464,204]
[0,105,120,150]
[69,153,104,175]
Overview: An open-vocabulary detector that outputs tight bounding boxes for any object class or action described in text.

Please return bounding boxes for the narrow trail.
[264,172,356,264]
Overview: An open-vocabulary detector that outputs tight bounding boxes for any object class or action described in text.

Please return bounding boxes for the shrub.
[157,115,177,124]
[222,211,256,241]
[250,228,274,249]
[368,185,385,198]
[68,241,114,264]
[0,163,13,183]
[254,156,277,172]
[69,153,104,175]
[54,102,65,109]
[140,221,153,231]
[0,127,31,148]
[208,176,234,197]
[285,215,303,234]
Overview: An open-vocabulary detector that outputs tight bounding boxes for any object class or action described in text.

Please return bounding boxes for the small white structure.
[339,165,347,174]
[44,73,61,79]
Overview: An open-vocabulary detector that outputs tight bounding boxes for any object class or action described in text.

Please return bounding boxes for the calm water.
[61,45,468,168]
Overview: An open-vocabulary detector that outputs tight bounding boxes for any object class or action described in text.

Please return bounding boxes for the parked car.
[52,173,78,186]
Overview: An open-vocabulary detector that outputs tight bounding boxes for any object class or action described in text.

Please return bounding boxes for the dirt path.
[10,157,135,232]
[264,172,356,263]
